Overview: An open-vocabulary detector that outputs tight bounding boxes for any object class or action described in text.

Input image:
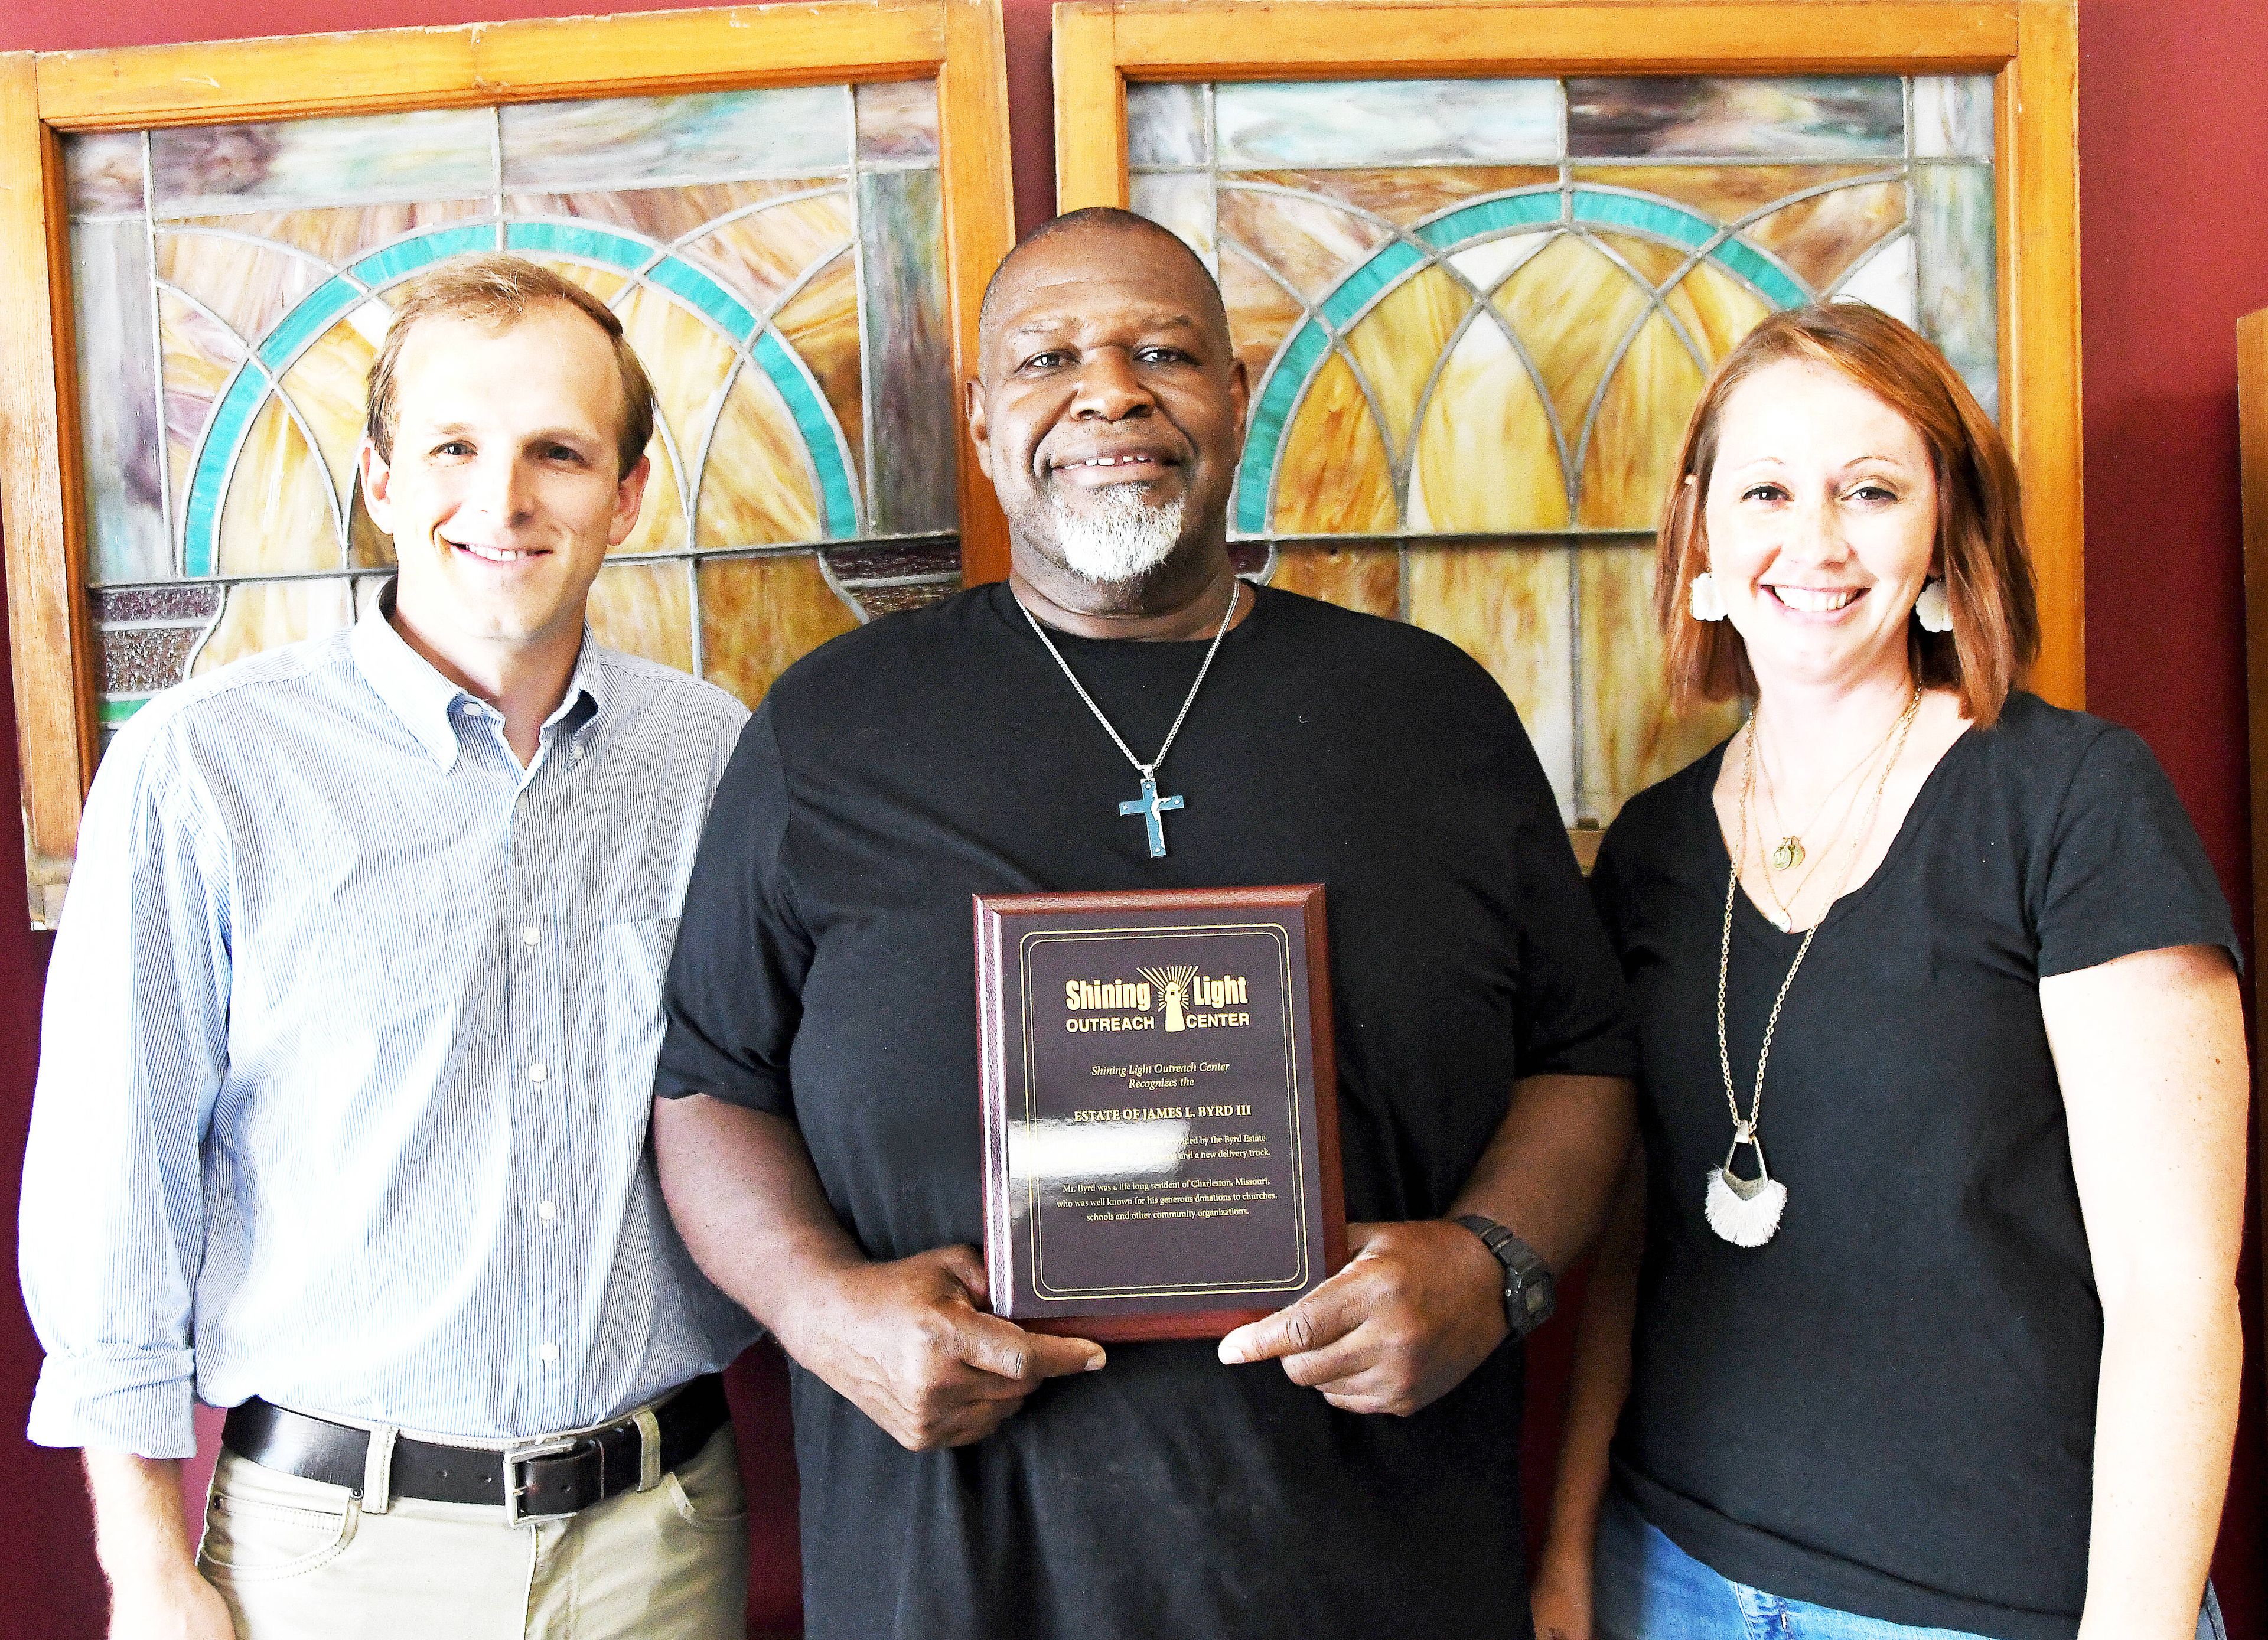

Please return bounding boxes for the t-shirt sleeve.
[1500,721,1640,1081]
[2034,723,2240,979]
[654,700,812,1114]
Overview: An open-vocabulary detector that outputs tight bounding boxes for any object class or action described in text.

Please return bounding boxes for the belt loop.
[361,1423,397,1514]
[634,1407,663,1492]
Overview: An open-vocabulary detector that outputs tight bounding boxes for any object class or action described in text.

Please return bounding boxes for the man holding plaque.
[653,209,1636,1639]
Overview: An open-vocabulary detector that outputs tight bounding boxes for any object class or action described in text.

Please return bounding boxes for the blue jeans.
[1592,1487,2226,1640]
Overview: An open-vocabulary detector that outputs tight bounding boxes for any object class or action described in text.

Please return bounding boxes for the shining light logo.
[1063,967,1252,1033]
[1136,966,1249,1031]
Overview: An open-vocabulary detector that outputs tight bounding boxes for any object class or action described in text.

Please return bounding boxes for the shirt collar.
[350,582,611,772]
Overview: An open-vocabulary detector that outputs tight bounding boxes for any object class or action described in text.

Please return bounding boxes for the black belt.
[220,1374,729,1524]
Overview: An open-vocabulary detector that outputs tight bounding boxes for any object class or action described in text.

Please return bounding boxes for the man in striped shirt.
[19,255,757,1639]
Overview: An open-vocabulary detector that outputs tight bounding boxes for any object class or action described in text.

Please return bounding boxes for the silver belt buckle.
[503,1436,581,1525]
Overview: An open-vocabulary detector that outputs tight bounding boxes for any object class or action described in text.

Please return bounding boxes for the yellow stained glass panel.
[1340,265,1469,459]
[696,366,824,547]
[1577,310,1707,529]
[216,394,340,575]
[586,559,694,671]
[279,318,378,520]
[193,579,356,676]
[1661,259,1774,366]
[1586,230,1688,292]
[1272,352,1396,534]
[1579,542,1743,815]
[1269,544,1400,618]
[699,554,859,707]
[1493,233,1652,446]
[1407,319,1566,532]
[1409,544,1574,812]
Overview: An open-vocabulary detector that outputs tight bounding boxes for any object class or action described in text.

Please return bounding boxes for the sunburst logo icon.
[1136,966,1200,1032]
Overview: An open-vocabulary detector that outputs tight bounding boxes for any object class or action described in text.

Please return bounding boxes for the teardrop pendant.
[1770,836,1804,871]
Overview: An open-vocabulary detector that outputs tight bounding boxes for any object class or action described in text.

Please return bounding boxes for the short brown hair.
[1654,302,2038,728]
[364,252,656,477]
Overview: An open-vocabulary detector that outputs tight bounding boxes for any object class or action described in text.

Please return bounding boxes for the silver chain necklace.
[1015,581,1239,858]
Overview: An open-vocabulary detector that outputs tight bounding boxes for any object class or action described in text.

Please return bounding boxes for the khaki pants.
[197,1423,749,1639]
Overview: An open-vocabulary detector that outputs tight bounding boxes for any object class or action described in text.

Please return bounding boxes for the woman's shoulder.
[1594,734,1733,888]
[1960,690,2169,808]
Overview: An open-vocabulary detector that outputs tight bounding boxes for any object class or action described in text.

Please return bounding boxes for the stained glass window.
[1128,74,1999,826]
[64,80,962,748]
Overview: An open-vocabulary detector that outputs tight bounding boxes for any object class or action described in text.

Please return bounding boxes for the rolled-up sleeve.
[19,718,232,1458]
[653,701,811,1117]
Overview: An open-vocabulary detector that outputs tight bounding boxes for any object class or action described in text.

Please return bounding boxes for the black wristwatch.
[1454,1213,1556,1339]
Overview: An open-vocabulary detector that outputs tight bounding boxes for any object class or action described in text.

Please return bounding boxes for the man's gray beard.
[1049,485,1186,585]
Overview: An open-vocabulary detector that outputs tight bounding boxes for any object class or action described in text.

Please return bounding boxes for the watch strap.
[1453,1212,1556,1339]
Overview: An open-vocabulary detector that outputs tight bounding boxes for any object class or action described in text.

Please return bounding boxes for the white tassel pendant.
[1703,1127,1787,1247]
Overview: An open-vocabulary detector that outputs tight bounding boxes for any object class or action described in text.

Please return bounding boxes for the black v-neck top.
[657,582,1634,1640]
[1589,692,2238,1640]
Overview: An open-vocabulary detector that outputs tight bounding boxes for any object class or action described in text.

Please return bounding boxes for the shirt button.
[521,925,540,947]
[527,1062,546,1084]
[537,1200,558,1222]
[538,1341,559,1364]
[570,744,585,761]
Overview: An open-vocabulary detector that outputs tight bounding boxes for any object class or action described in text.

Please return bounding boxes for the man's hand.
[782,1244,1105,1450]
[83,1450,234,1640]
[107,1564,235,1640]
[1529,1540,1594,1640]
[1215,1219,1506,1415]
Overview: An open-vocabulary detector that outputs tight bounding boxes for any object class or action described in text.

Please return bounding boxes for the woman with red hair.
[1533,304,2244,1640]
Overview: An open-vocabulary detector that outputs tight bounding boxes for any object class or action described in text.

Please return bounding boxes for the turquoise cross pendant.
[1119,769,1185,858]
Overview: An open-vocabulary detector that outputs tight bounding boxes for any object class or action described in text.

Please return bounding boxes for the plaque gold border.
[1016,921,1311,1302]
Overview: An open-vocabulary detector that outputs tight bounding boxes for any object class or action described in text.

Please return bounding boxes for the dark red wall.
[2,1,2262,1633]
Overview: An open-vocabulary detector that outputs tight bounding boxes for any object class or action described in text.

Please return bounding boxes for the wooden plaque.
[973,885,1346,1342]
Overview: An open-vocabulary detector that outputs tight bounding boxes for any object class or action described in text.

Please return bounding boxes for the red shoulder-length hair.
[1654,302,2038,728]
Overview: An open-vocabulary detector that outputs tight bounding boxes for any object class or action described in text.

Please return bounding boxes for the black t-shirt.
[1588,693,2238,1640]
[656,582,1634,1640]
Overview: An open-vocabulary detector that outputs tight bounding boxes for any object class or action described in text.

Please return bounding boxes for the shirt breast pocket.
[594,912,680,1080]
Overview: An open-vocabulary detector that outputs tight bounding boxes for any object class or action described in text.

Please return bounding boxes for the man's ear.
[608,451,652,547]
[359,440,395,534]
[1226,357,1250,462]
[964,377,994,481]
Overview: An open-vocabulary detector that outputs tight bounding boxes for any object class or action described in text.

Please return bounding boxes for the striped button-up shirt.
[20,592,757,1457]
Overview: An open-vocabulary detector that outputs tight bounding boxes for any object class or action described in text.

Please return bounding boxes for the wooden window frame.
[1041,0,2083,706]
[2237,306,2267,1365]
[0,0,1015,926]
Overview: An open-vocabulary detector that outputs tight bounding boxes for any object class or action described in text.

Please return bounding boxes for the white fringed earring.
[1689,572,1728,622]
[1914,577,1953,633]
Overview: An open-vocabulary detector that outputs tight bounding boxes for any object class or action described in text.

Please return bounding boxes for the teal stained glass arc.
[181,219,862,576]
[1235,185,1810,534]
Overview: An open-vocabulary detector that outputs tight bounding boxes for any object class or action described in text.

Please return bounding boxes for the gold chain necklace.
[1752,711,1908,932]
[1753,696,1914,873]
[1706,686,1921,1247]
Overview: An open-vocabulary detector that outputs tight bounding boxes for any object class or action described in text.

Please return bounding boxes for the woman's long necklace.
[1752,700,1910,873]
[1015,581,1238,858]
[1706,686,1921,1247]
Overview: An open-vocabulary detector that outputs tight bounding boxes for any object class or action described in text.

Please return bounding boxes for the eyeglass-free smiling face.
[361,302,650,671]
[1702,357,1940,697]
[967,223,1248,601]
